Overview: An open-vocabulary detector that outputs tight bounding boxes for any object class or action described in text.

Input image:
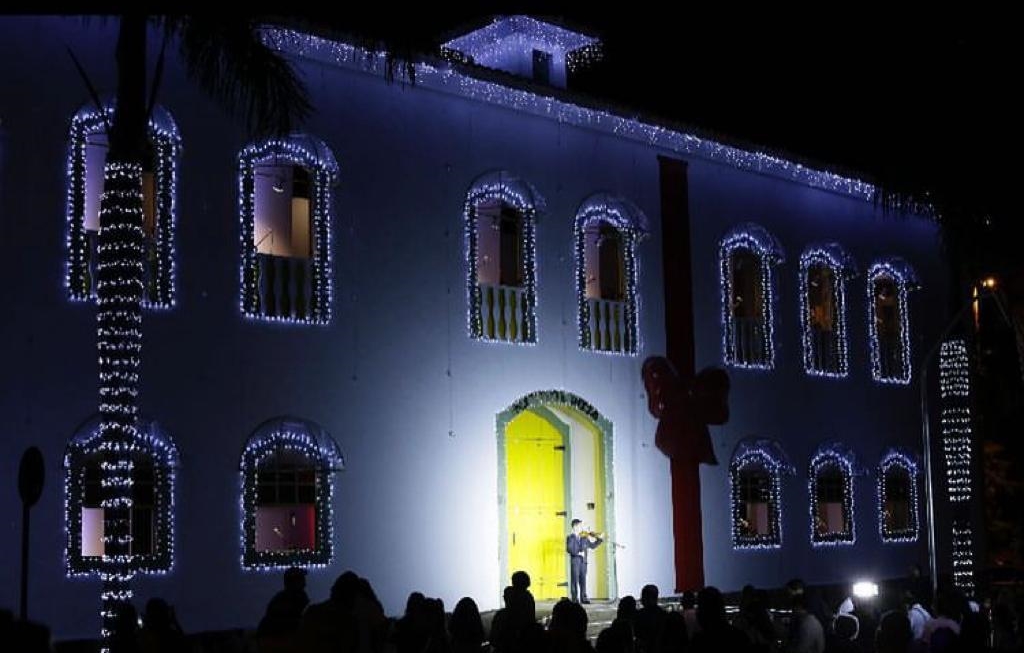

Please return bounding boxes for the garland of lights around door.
[66,102,180,308]
[238,135,338,325]
[573,196,644,355]
[240,420,344,569]
[463,174,539,344]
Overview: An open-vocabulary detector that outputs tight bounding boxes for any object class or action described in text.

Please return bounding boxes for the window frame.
[240,418,343,570]
[729,443,788,550]
[64,416,178,576]
[809,447,856,547]
[867,258,917,384]
[878,451,920,543]
[719,224,783,369]
[66,102,181,308]
[574,195,646,356]
[799,244,855,378]
[464,173,540,344]
[239,135,338,325]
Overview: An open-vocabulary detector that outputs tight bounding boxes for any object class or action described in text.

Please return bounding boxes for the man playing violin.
[566,519,603,604]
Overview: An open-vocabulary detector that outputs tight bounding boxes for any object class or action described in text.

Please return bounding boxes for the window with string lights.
[729,439,792,549]
[240,417,343,569]
[878,450,920,543]
[65,101,181,308]
[64,416,179,576]
[719,224,783,369]
[867,258,918,384]
[464,171,541,344]
[574,194,646,355]
[809,443,858,546]
[800,244,856,377]
[239,134,338,325]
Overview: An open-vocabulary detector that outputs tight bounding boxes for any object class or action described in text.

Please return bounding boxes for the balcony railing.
[478,283,527,343]
[876,333,904,379]
[586,298,629,354]
[808,326,840,373]
[255,253,313,321]
[732,315,767,366]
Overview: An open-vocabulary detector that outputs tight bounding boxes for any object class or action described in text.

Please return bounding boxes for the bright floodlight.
[852,581,879,599]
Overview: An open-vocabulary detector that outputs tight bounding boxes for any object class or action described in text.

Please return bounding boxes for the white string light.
[441,15,601,75]
[939,339,976,593]
[261,29,900,205]
[95,159,147,651]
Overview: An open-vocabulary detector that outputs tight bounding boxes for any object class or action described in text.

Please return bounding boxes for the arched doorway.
[497,391,617,600]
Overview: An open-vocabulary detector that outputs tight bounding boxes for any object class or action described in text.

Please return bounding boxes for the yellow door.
[506,410,566,599]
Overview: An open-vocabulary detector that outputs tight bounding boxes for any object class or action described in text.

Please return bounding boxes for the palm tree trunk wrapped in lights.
[95,17,148,648]
[86,15,321,650]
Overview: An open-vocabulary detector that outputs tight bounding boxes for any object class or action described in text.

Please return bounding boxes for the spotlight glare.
[852,581,879,598]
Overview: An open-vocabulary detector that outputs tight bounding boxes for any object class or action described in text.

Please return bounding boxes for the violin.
[579,531,626,549]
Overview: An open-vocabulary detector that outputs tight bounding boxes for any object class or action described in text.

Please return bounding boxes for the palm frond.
[168,16,311,137]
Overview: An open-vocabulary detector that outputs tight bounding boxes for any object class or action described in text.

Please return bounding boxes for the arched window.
[575,194,646,355]
[730,439,792,549]
[878,450,919,543]
[465,171,541,344]
[809,443,858,546]
[719,224,783,369]
[868,258,917,384]
[240,417,344,569]
[239,134,338,325]
[66,101,181,308]
[800,244,856,377]
[64,415,179,575]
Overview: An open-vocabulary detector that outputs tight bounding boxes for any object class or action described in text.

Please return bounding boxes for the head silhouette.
[284,566,307,592]
[641,584,659,608]
[511,570,531,590]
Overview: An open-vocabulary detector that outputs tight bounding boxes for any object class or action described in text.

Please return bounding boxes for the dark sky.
[321,6,1018,236]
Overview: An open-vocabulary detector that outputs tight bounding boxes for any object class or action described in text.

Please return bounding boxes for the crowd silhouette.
[3,567,1023,652]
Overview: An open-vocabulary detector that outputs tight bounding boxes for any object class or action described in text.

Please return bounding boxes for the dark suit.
[566,532,602,602]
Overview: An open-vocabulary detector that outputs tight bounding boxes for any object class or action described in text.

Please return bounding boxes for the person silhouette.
[258,566,309,638]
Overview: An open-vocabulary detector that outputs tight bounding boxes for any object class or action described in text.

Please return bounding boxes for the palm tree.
[85,16,310,649]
